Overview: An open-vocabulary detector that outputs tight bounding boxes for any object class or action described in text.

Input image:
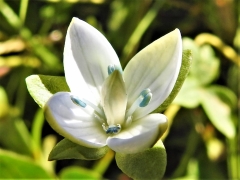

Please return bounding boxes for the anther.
[102,123,121,134]
[108,64,122,75]
[70,95,105,119]
[125,89,152,119]
[139,89,152,107]
[71,95,86,108]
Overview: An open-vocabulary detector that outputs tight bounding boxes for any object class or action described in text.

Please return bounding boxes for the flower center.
[70,67,152,136]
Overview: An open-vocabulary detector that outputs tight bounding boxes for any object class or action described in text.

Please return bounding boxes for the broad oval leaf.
[26,75,70,108]
[49,138,109,161]
[200,88,236,139]
[173,77,201,108]
[115,139,166,180]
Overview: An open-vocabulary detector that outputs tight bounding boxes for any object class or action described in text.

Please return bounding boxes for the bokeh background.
[0,0,239,179]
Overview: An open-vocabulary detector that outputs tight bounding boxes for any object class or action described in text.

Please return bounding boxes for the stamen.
[139,89,152,107]
[108,64,122,75]
[102,123,121,134]
[70,95,105,119]
[71,95,86,107]
[125,88,152,119]
[125,116,132,127]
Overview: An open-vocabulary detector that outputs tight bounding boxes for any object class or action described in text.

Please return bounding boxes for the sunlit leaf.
[49,138,109,161]
[26,75,69,108]
[200,88,236,139]
[115,139,166,180]
[183,38,220,86]
[173,77,201,108]
[207,85,237,110]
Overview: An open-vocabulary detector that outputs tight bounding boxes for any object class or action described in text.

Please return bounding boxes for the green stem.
[0,0,21,29]
[171,128,200,178]
[226,137,239,179]
[31,108,45,153]
[92,149,115,175]
[19,0,29,26]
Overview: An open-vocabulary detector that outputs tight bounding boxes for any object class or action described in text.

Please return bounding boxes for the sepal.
[115,139,167,180]
[48,138,109,161]
[26,75,69,108]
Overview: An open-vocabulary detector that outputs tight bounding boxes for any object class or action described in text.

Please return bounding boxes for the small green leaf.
[49,138,109,161]
[115,139,166,180]
[183,38,220,86]
[200,88,236,138]
[59,166,101,179]
[173,77,201,108]
[153,50,192,113]
[26,75,69,108]
[0,149,53,179]
[207,85,237,110]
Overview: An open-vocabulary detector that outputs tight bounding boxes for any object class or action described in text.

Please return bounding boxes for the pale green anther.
[139,89,152,107]
[139,93,152,107]
[108,65,122,75]
[102,123,121,135]
[108,65,115,75]
[70,95,86,108]
[125,88,152,119]
[140,89,151,97]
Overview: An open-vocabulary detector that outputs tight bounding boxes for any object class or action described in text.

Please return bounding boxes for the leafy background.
[0,0,239,179]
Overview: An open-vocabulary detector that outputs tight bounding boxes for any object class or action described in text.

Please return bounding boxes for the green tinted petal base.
[115,139,166,180]
[49,138,109,160]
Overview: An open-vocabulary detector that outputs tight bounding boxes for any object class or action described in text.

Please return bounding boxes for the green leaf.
[0,118,33,156]
[173,77,201,108]
[207,85,237,110]
[0,149,53,179]
[115,139,166,180]
[26,75,69,108]
[153,50,192,113]
[200,88,236,139]
[59,166,101,179]
[49,138,109,161]
[183,38,220,86]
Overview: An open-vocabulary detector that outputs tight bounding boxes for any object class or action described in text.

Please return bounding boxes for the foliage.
[0,0,239,179]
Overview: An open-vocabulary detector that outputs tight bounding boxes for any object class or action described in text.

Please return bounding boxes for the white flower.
[44,17,182,154]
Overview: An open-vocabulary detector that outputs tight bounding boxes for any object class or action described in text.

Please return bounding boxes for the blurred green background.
[0,0,239,179]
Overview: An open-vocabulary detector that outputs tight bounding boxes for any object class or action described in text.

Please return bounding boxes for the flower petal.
[123,29,182,119]
[101,70,127,125]
[44,92,108,148]
[64,18,121,104]
[107,114,167,153]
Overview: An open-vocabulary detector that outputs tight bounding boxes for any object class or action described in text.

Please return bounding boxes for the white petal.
[64,18,121,104]
[107,114,168,153]
[44,92,108,148]
[123,29,182,119]
[101,71,127,125]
